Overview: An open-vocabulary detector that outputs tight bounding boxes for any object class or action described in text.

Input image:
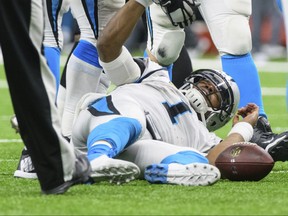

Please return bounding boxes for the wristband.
[228,122,253,142]
[135,0,153,7]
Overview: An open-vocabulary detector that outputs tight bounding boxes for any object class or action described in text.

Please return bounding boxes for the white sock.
[61,54,103,137]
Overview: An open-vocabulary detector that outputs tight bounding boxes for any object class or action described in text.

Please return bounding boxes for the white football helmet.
[180,69,240,131]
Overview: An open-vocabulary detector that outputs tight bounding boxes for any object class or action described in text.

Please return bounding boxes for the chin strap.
[199,111,206,127]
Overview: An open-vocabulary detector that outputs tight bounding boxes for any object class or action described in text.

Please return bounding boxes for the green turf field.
[0,63,288,215]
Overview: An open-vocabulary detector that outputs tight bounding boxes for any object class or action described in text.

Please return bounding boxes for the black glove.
[153,0,200,28]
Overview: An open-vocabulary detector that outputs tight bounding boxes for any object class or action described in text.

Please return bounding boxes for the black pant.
[0,0,73,191]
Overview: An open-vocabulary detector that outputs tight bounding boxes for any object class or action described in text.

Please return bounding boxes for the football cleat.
[250,117,288,162]
[14,148,37,179]
[10,115,20,133]
[42,152,92,195]
[254,116,272,133]
[144,163,220,186]
[90,155,140,185]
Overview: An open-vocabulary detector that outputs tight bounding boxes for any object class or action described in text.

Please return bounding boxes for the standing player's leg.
[142,11,192,88]
[171,46,193,88]
[61,39,103,139]
[198,0,265,116]
[43,0,70,93]
[12,0,70,179]
[0,0,91,194]
[61,0,125,139]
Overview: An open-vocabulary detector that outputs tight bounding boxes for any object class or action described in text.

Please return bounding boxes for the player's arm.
[97,0,146,62]
[97,0,152,86]
[207,103,259,165]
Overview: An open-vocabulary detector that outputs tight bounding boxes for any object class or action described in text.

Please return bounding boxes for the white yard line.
[262,87,286,96]
[64,55,288,73]
[271,170,288,173]
[0,78,286,96]
[0,79,8,89]
[0,139,22,143]
[191,58,288,73]
[0,159,18,162]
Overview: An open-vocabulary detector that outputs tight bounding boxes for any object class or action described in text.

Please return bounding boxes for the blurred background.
[0,0,287,64]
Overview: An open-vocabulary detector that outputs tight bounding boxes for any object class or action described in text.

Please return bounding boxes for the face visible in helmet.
[195,80,221,110]
[179,69,240,132]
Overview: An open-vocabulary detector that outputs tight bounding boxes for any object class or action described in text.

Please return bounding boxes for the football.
[215,142,274,181]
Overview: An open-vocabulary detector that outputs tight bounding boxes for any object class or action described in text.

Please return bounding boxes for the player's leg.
[118,140,220,186]
[198,0,265,116]
[72,95,148,184]
[57,40,79,123]
[145,5,186,80]
[12,0,70,179]
[0,0,91,194]
[171,46,193,88]
[86,117,142,184]
[60,0,123,139]
[60,1,102,139]
[61,39,103,138]
[44,46,61,90]
[43,0,70,92]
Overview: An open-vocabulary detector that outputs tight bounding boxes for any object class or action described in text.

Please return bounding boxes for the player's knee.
[154,31,185,66]
[219,16,252,56]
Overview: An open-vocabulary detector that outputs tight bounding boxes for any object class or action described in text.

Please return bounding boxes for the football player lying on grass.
[70,0,259,186]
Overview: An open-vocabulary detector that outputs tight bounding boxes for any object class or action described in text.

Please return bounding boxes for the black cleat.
[42,153,92,195]
[250,117,288,162]
[14,148,37,179]
[254,116,272,133]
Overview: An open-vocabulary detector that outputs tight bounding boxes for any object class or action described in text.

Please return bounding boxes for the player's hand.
[153,0,200,28]
[232,103,259,127]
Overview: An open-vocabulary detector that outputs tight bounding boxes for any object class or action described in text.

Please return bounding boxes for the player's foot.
[90,155,140,185]
[14,148,37,179]
[251,117,288,161]
[254,116,272,133]
[42,153,92,195]
[10,115,20,133]
[144,163,221,186]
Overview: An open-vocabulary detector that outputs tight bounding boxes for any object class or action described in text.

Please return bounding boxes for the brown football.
[215,142,274,181]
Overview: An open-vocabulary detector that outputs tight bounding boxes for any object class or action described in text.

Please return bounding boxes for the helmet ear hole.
[210,121,217,127]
